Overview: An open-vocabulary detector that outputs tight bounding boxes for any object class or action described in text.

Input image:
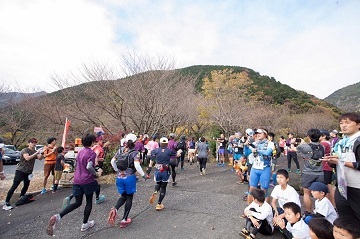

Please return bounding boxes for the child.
[333,216,360,239]
[241,188,273,239]
[53,147,65,193]
[277,202,310,239]
[308,218,334,239]
[304,182,338,224]
[235,156,248,184]
[271,169,301,226]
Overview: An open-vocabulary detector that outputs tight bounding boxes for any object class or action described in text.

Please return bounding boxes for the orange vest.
[44,146,56,165]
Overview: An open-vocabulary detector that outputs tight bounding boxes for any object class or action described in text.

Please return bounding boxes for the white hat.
[169,133,175,138]
[332,130,339,134]
[125,133,137,142]
[160,137,169,144]
[245,128,254,136]
[255,128,268,134]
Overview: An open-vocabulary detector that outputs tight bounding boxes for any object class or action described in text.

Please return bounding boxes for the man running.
[147,137,177,211]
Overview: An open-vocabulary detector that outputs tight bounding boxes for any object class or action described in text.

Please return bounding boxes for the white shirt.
[286,219,310,239]
[244,201,274,231]
[271,184,301,209]
[314,197,338,224]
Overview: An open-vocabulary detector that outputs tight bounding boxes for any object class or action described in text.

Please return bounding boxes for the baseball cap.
[0,138,4,148]
[308,182,328,194]
[332,130,339,134]
[125,133,137,142]
[169,133,175,138]
[160,137,169,144]
[320,129,330,137]
[245,128,254,136]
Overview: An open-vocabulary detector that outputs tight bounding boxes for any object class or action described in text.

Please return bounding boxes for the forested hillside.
[324,81,360,112]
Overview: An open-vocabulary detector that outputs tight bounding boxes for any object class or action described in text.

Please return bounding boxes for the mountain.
[0,91,47,107]
[324,82,360,112]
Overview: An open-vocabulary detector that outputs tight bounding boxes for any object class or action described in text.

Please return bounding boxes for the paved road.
[0,157,297,239]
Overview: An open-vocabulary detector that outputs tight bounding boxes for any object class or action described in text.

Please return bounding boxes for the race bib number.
[234,148,238,152]
[252,156,264,170]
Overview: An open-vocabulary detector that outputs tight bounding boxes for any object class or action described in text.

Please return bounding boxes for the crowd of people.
[1,112,360,239]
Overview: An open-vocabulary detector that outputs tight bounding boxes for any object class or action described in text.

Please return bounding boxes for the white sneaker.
[81,220,95,231]
[202,168,206,175]
[2,203,13,211]
[46,214,61,236]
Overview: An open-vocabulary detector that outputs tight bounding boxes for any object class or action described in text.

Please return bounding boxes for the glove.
[142,175,147,181]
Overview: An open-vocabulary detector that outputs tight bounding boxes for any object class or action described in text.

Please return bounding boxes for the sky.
[0,0,359,99]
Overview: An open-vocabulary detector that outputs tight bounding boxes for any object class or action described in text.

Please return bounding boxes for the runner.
[147,137,177,211]
[187,137,196,164]
[92,134,106,204]
[168,133,179,185]
[3,138,43,210]
[46,133,101,235]
[195,137,210,175]
[107,133,146,228]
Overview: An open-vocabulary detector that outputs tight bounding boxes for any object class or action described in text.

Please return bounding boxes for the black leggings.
[287,152,300,170]
[198,158,207,172]
[170,165,176,182]
[60,193,93,224]
[155,182,168,204]
[6,170,30,203]
[246,217,272,236]
[114,193,134,220]
[179,154,185,169]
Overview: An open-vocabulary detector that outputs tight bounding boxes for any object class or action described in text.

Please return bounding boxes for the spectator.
[0,138,6,180]
[285,133,301,174]
[41,137,57,194]
[308,218,334,239]
[324,112,360,221]
[333,216,360,239]
[53,147,65,193]
[330,130,339,149]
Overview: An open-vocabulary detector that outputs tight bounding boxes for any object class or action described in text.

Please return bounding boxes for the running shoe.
[107,208,117,226]
[62,196,71,210]
[2,203,13,211]
[46,214,61,236]
[149,192,157,204]
[95,195,106,204]
[180,168,184,173]
[200,172,203,176]
[155,203,164,211]
[295,169,301,175]
[119,218,132,228]
[172,182,177,187]
[41,188,47,195]
[287,168,292,173]
[81,220,95,231]
[202,168,206,175]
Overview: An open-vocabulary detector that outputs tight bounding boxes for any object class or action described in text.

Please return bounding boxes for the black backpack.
[15,194,35,206]
[176,141,186,151]
[309,143,325,160]
[273,141,281,158]
[116,149,136,171]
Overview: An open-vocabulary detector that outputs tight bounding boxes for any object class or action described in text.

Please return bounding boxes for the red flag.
[61,118,71,148]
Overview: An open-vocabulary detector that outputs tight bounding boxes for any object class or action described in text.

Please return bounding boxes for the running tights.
[60,193,93,224]
[157,182,168,204]
[170,165,176,182]
[95,184,100,199]
[114,193,134,220]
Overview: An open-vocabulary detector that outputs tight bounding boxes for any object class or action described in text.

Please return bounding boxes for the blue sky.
[0,0,359,99]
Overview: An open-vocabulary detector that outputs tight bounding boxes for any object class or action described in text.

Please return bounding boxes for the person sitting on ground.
[234,155,248,184]
[271,169,301,228]
[304,182,338,224]
[333,216,360,239]
[240,188,274,239]
[276,202,310,239]
[308,218,334,239]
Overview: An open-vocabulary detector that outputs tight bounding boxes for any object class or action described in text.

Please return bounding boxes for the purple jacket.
[135,141,145,152]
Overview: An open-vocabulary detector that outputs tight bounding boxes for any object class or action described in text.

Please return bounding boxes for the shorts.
[116,174,137,195]
[44,164,55,177]
[234,153,242,160]
[323,170,334,185]
[188,149,196,155]
[301,173,324,189]
[54,171,62,181]
[249,166,271,189]
[154,170,170,182]
[72,180,98,197]
[218,149,225,155]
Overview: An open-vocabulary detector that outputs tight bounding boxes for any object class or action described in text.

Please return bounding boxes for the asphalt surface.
[0,156,300,239]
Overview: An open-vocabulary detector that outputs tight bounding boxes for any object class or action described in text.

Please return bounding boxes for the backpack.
[189,141,195,148]
[176,141,186,151]
[15,194,35,206]
[273,141,281,158]
[309,143,325,160]
[116,149,135,171]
